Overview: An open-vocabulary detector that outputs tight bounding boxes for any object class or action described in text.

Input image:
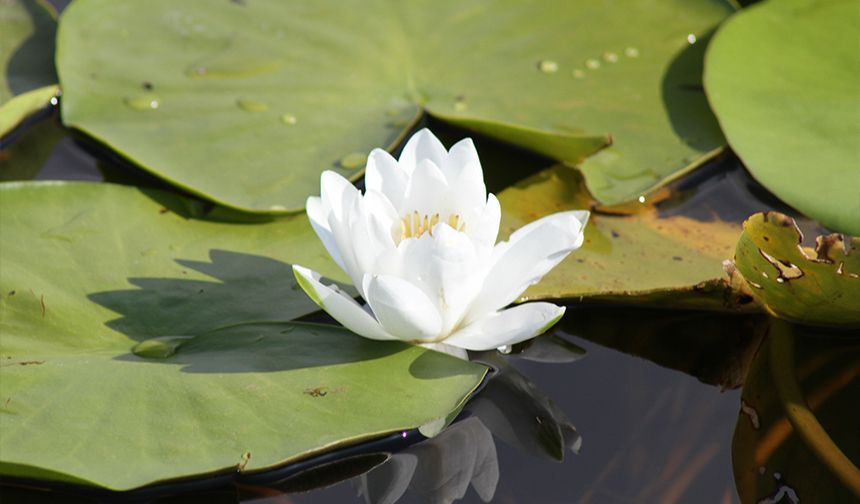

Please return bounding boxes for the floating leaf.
[704,0,860,234]
[732,321,860,502]
[0,181,486,490]
[56,0,730,213]
[498,165,752,310]
[0,0,58,136]
[729,212,860,328]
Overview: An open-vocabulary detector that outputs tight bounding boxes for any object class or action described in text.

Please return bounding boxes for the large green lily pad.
[0,0,58,136]
[704,0,860,235]
[733,321,860,502]
[0,182,486,490]
[728,212,860,328]
[498,165,752,310]
[57,0,730,213]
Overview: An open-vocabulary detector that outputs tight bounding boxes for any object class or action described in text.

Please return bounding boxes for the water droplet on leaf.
[132,336,193,359]
[585,58,600,70]
[624,47,640,58]
[237,99,269,112]
[339,152,368,170]
[537,59,559,73]
[602,52,619,63]
[572,69,585,79]
[124,95,160,110]
[280,114,297,125]
[687,33,697,44]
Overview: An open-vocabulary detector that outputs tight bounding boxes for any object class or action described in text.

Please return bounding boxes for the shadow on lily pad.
[88,249,398,372]
[660,28,724,152]
[88,249,311,342]
[6,0,57,97]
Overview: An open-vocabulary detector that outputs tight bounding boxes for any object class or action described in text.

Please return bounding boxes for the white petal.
[306,196,346,271]
[292,265,396,341]
[363,189,399,246]
[364,274,443,341]
[469,193,501,251]
[510,209,590,250]
[326,189,363,289]
[445,303,566,351]
[440,137,480,181]
[403,159,449,217]
[446,140,487,214]
[345,191,400,286]
[466,211,589,321]
[419,342,469,360]
[319,171,357,223]
[365,148,408,211]
[398,128,447,177]
[399,224,483,335]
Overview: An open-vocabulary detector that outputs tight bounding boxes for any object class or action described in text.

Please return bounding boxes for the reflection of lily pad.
[498,165,750,310]
[0,182,486,490]
[704,0,860,234]
[57,0,730,213]
[0,0,58,136]
[555,307,767,388]
[729,212,860,328]
[733,321,860,502]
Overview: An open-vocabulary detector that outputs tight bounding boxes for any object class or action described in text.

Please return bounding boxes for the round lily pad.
[704,0,860,234]
[56,0,730,213]
[0,181,486,490]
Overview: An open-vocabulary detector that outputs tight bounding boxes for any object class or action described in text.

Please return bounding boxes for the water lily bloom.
[293,129,588,359]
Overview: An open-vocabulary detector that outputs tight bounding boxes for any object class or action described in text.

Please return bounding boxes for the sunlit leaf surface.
[705,0,860,234]
[0,182,486,490]
[56,0,730,213]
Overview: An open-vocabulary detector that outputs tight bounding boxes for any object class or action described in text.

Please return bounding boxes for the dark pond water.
[4,99,836,504]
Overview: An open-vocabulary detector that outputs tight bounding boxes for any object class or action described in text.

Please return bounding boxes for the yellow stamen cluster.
[400,211,466,240]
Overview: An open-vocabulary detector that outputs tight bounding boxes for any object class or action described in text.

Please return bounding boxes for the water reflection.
[358,417,499,504]
[243,345,581,504]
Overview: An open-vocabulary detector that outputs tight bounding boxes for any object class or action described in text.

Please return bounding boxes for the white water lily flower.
[293,129,588,360]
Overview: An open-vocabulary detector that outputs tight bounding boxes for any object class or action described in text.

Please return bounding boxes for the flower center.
[400,211,465,240]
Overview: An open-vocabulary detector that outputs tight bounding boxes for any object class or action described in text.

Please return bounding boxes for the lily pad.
[56,0,730,213]
[0,181,486,490]
[498,165,751,310]
[728,212,860,328]
[732,321,860,502]
[704,0,860,235]
[0,0,58,136]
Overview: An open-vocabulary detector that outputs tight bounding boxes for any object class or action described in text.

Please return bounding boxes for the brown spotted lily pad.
[727,212,860,328]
